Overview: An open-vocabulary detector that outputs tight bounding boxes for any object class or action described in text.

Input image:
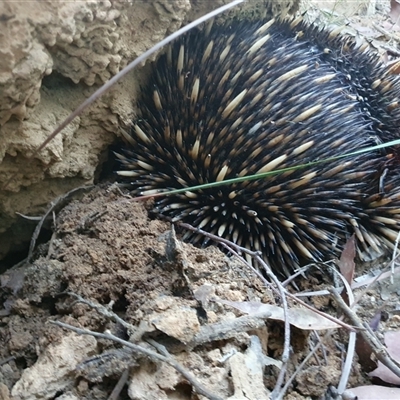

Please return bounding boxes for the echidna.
[116,17,400,274]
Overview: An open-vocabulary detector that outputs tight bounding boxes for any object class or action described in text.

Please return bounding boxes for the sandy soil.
[1,185,400,399]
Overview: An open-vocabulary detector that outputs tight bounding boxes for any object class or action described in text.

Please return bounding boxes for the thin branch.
[67,292,270,347]
[279,341,322,397]
[329,287,400,380]
[180,222,356,332]
[50,320,223,400]
[257,253,291,400]
[217,242,290,398]
[66,292,136,333]
[335,276,356,395]
[190,313,270,347]
[108,368,129,400]
[26,185,94,263]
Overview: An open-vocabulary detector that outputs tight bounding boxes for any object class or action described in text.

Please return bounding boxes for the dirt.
[1,184,400,399]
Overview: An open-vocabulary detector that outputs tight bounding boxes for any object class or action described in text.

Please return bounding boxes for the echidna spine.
[117,17,400,274]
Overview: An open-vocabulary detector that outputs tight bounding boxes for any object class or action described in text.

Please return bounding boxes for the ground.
[1,185,400,399]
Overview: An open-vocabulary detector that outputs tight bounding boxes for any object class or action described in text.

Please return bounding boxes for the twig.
[50,320,223,400]
[216,243,290,398]
[177,221,361,398]
[280,341,322,395]
[295,263,400,300]
[108,368,129,400]
[334,276,356,394]
[66,292,137,333]
[179,222,356,331]
[190,313,270,347]
[0,356,15,366]
[255,255,291,400]
[390,230,400,284]
[68,291,270,347]
[26,185,94,263]
[311,331,328,365]
[329,287,400,380]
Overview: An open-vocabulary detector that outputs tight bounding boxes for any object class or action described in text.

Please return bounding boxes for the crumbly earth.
[1,185,400,400]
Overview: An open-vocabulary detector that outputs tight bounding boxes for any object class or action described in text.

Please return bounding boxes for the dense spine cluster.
[116,17,400,274]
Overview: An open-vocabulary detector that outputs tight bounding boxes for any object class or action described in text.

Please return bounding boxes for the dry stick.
[335,275,356,395]
[311,331,328,365]
[179,222,359,398]
[67,292,137,333]
[218,243,318,400]
[69,292,269,347]
[108,368,129,400]
[25,185,94,263]
[2,0,245,191]
[329,287,400,379]
[280,341,322,395]
[295,263,400,299]
[254,254,291,400]
[179,222,356,331]
[190,313,270,347]
[390,230,400,283]
[217,242,290,397]
[282,260,334,287]
[281,290,354,330]
[0,356,15,366]
[50,320,223,400]
[339,317,357,395]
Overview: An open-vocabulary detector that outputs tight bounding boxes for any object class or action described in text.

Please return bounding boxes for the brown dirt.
[1,185,400,399]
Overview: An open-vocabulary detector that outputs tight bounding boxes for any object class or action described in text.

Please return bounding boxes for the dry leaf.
[343,385,400,399]
[369,330,400,384]
[217,300,340,330]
